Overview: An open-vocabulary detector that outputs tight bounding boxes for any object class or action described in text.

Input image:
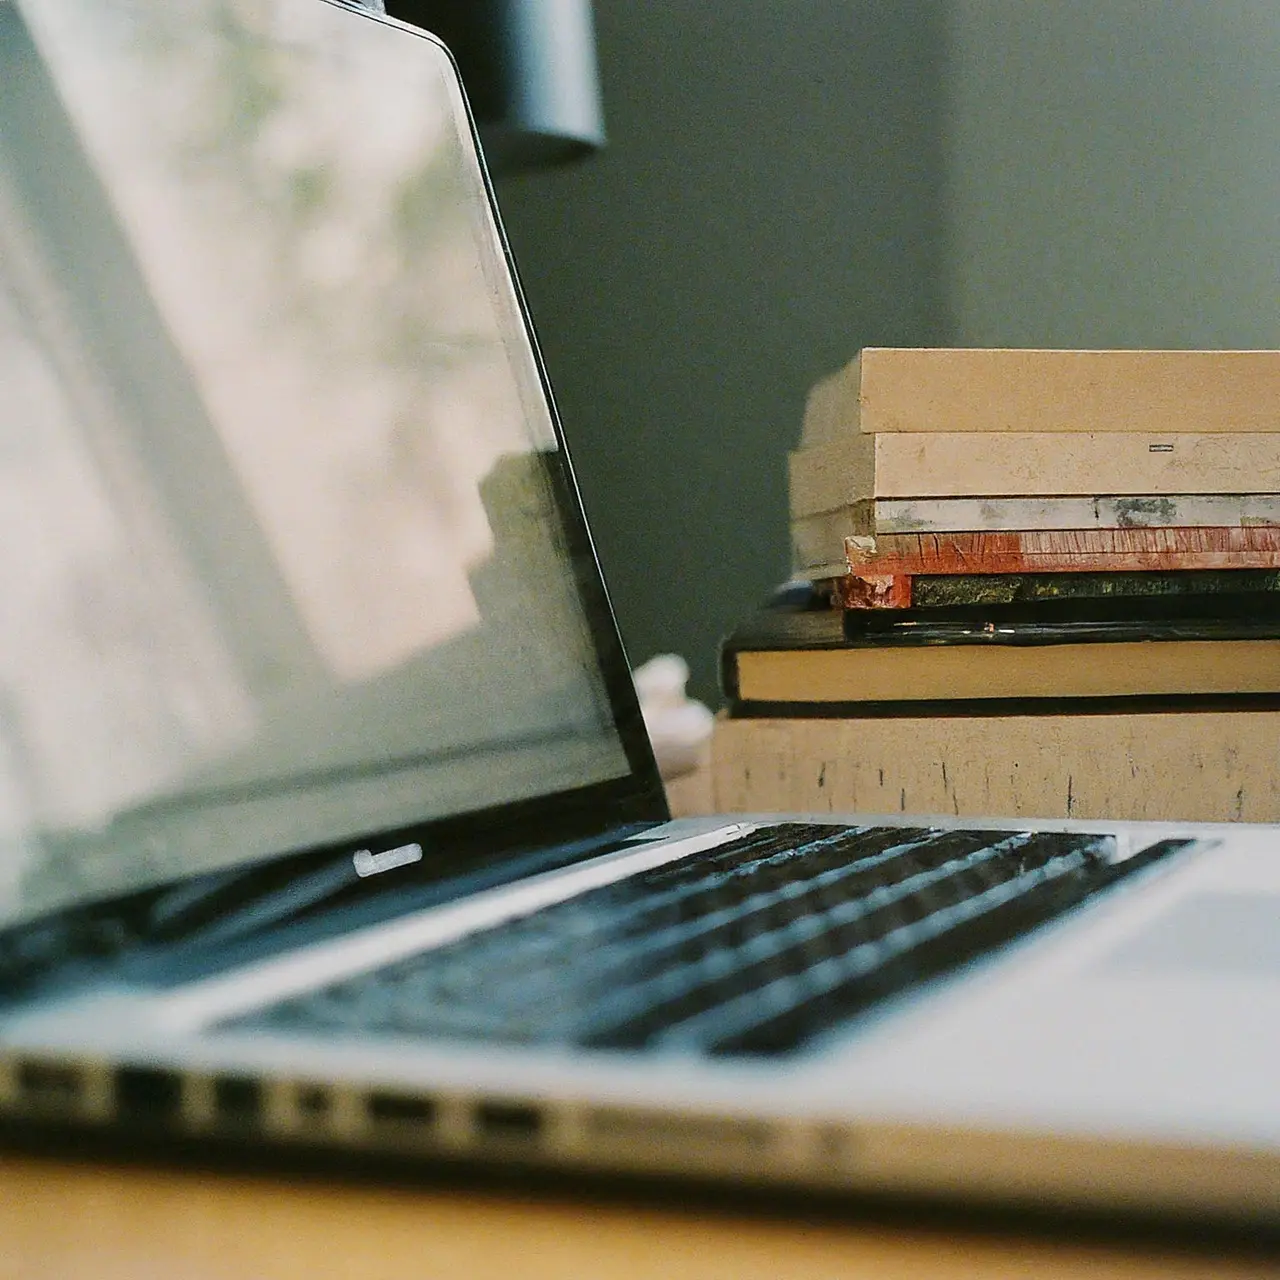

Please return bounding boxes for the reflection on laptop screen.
[0,0,633,926]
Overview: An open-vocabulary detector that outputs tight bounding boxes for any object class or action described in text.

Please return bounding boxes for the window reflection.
[0,0,628,925]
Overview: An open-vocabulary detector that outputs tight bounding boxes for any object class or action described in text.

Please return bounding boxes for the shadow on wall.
[387,1,950,703]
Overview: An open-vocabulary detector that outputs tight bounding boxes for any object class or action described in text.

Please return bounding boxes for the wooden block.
[857,348,1280,434]
[872,431,1280,497]
[872,492,1280,533]
[711,711,1280,822]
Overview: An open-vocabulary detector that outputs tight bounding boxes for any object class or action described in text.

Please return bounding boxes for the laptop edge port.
[474,1099,543,1142]
[366,1090,436,1128]
[114,1066,184,1127]
[212,1075,262,1128]
[16,1060,82,1112]
[294,1083,330,1121]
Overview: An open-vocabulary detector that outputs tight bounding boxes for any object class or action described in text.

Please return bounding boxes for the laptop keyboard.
[230,823,1188,1055]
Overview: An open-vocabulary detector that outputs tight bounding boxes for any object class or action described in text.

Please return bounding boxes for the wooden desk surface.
[2,1153,1276,1280]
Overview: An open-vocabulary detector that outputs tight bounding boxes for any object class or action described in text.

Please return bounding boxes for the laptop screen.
[0,0,660,931]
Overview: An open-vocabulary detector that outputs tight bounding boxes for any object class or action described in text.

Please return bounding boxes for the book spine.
[873,432,1280,497]
[731,639,1280,704]
[857,348,1280,435]
[711,712,1280,823]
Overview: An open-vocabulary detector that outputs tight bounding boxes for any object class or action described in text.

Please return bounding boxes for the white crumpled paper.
[633,654,714,781]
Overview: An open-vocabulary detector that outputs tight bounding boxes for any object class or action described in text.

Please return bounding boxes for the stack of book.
[714,348,1280,822]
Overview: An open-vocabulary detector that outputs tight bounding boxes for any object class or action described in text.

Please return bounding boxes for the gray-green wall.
[495,2,1280,702]
[495,2,947,700]
[946,1,1280,349]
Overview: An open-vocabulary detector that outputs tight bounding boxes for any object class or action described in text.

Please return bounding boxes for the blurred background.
[386,0,1280,703]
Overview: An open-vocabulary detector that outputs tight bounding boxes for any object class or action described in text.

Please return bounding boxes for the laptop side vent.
[15,1059,84,1111]
[474,1099,543,1142]
[0,1055,113,1123]
[293,1083,331,1122]
[212,1075,263,1128]
[114,1066,184,1127]
[365,1090,436,1129]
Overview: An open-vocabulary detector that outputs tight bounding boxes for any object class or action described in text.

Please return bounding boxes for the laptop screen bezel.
[0,0,669,973]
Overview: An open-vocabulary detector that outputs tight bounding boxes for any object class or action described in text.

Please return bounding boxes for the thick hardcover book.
[853,348,1280,436]
[730,639,1280,705]
[711,710,1280,824]
[720,597,1280,706]
[865,568,1280,610]
[839,586,1280,642]
[833,567,1280,610]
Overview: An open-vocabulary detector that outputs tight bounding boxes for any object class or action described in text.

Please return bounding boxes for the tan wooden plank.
[873,492,1280,533]
[713,711,1280,823]
[857,348,1280,434]
[873,431,1280,497]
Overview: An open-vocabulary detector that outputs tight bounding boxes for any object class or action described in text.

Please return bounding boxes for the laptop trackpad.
[1098,892,1280,977]
[811,852,1280,1145]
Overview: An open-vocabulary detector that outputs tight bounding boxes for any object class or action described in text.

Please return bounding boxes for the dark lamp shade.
[385,0,605,173]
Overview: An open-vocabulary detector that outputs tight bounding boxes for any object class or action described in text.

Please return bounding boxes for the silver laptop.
[1,0,1277,1225]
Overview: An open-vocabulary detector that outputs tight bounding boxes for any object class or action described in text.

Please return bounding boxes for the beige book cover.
[857,348,1280,435]
[731,637,1280,705]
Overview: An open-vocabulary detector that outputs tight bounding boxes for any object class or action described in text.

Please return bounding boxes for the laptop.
[1,0,1277,1225]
